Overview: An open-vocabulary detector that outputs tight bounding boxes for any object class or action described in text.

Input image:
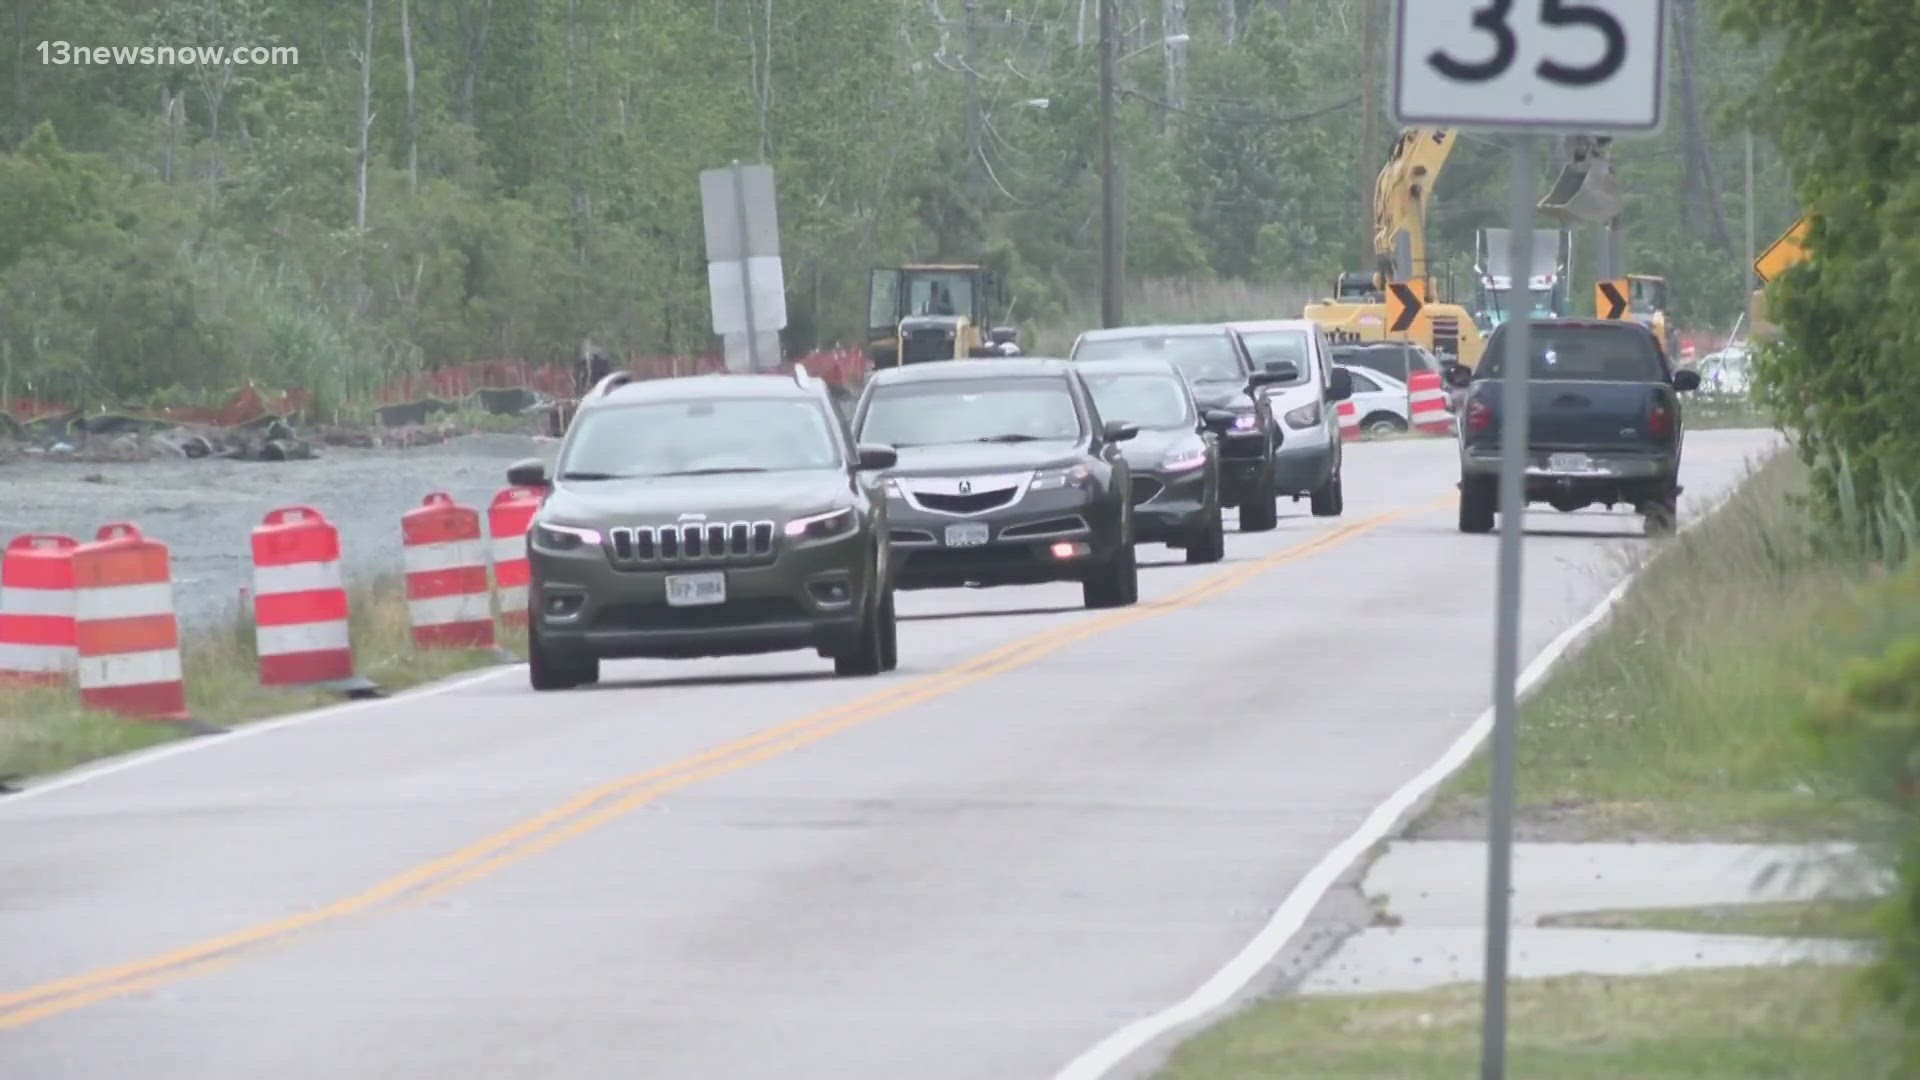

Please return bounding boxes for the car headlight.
[1228,411,1262,433]
[1283,402,1321,429]
[1160,446,1208,472]
[1031,464,1093,490]
[784,506,858,540]
[532,522,601,551]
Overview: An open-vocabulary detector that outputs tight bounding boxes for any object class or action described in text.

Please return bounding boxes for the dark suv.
[506,369,902,690]
[1068,324,1292,531]
[851,358,1142,608]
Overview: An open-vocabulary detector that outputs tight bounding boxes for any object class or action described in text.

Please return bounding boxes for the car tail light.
[1464,398,1492,434]
[1649,400,1673,437]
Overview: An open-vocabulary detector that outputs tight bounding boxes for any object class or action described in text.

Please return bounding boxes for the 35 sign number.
[1427,0,1626,88]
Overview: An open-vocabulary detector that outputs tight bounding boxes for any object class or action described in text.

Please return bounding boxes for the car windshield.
[1073,333,1245,384]
[1084,373,1193,429]
[559,398,841,478]
[1476,325,1669,382]
[859,377,1082,446]
[1237,330,1314,386]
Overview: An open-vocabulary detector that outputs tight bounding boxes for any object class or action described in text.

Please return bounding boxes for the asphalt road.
[0,429,1780,1080]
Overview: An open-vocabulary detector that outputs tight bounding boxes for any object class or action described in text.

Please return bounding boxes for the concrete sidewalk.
[1300,840,1885,995]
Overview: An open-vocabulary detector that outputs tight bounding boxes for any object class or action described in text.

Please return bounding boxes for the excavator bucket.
[1538,156,1625,223]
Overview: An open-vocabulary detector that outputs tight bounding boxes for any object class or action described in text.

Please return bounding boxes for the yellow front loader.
[864,264,1018,369]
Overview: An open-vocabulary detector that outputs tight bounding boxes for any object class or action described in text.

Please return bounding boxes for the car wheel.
[1458,476,1496,534]
[1239,462,1279,533]
[877,588,899,672]
[528,623,596,691]
[1642,498,1678,537]
[1364,413,1409,439]
[1185,509,1226,564]
[1310,464,1344,517]
[834,589,891,677]
[1083,539,1138,608]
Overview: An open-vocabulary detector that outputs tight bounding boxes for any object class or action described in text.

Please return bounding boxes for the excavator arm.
[1371,128,1458,287]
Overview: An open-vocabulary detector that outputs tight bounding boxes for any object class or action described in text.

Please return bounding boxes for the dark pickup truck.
[1447,319,1703,536]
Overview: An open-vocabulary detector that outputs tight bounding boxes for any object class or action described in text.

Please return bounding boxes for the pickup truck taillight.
[1648,400,1673,438]
[1464,398,1492,434]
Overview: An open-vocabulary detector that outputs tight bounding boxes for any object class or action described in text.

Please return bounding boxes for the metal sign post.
[1392,3,1667,1078]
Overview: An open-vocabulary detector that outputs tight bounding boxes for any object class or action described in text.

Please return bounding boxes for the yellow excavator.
[864,263,1019,369]
[1306,129,1676,369]
[1305,128,1486,367]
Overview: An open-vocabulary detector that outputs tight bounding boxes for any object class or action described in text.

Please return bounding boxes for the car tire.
[1310,464,1344,517]
[835,588,893,677]
[1364,413,1409,439]
[1084,538,1139,608]
[1185,510,1226,564]
[877,588,900,672]
[1458,477,1496,534]
[528,624,597,691]
[1643,498,1678,537]
[1239,462,1279,533]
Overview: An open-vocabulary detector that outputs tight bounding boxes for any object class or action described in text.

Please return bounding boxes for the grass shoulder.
[1540,897,1879,939]
[0,578,520,782]
[1417,452,1900,842]
[1153,965,1897,1080]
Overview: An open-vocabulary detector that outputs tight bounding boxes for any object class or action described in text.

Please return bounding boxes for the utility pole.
[1098,0,1122,327]
[1359,0,1382,265]
[1743,128,1756,303]
[964,0,983,192]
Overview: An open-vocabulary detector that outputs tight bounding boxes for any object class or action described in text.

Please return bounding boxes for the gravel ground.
[1,434,554,631]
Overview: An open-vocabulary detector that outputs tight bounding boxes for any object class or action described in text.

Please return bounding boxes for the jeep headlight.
[532,522,601,551]
[1160,446,1208,472]
[1283,401,1321,429]
[784,506,858,540]
[1228,410,1261,433]
[1030,464,1093,491]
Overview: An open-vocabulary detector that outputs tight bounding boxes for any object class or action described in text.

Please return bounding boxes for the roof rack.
[592,371,634,398]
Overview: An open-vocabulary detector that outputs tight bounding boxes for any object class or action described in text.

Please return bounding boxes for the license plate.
[1549,453,1595,473]
[664,571,726,607]
[944,522,990,547]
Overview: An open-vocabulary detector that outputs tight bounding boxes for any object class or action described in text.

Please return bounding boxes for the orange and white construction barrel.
[402,493,495,649]
[488,488,542,628]
[250,505,368,691]
[72,523,189,720]
[1408,370,1453,435]
[0,533,79,684]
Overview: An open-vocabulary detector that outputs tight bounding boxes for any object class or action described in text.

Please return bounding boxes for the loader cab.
[865,264,1017,368]
[1333,272,1382,303]
[1626,275,1667,320]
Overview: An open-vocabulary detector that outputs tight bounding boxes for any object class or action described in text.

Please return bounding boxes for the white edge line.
[1,664,520,807]
[1048,455,1769,1080]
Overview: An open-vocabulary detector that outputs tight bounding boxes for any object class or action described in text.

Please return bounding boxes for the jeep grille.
[606,520,777,564]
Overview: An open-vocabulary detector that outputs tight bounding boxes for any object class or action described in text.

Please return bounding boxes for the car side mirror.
[1247,370,1283,389]
[855,443,899,470]
[1202,408,1236,434]
[1672,368,1702,392]
[987,326,1019,346]
[1103,420,1140,443]
[1328,367,1354,401]
[506,457,550,489]
[1444,364,1474,389]
[1262,360,1300,382]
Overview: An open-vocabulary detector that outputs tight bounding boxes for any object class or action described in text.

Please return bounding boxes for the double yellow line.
[0,498,1446,1031]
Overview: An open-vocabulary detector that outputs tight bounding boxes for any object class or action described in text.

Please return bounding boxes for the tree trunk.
[1358,0,1382,264]
[356,0,375,231]
[160,89,179,184]
[1219,0,1237,45]
[1162,0,1188,121]
[11,0,37,146]
[458,0,493,125]
[563,0,589,263]
[401,0,418,194]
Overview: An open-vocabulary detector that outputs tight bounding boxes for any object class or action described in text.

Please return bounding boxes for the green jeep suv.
[507,369,902,690]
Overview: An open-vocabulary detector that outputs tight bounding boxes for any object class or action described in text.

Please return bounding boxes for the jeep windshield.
[1084,372,1193,429]
[859,377,1083,447]
[1073,333,1246,385]
[1476,324,1667,382]
[559,399,842,478]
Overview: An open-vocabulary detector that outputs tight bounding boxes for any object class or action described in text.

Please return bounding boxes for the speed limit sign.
[1392,0,1667,131]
